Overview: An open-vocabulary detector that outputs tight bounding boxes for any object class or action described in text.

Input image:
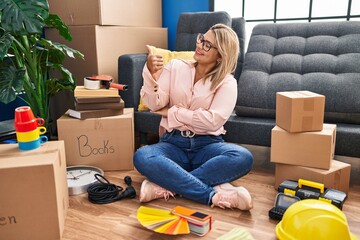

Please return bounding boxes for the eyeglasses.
[196,33,217,52]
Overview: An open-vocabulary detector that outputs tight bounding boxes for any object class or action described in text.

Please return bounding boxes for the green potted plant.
[0,0,83,130]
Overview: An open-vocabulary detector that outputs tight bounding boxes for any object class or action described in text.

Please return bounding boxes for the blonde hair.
[206,23,240,91]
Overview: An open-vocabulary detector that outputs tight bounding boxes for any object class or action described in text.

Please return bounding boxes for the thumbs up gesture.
[146,45,164,77]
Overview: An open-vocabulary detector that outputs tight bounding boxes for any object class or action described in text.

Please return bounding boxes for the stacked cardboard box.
[45,0,167,84]
[46,0,167,134]
[57,108,135,171]
[271,91,351,193]
[0,141,68,240]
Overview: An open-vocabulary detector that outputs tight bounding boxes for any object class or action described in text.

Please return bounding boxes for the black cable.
[87,174,136,204]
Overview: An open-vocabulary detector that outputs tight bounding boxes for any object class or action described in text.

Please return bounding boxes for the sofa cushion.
[147,46,195,65]
[138,46,195,111]
[236,21,360,124]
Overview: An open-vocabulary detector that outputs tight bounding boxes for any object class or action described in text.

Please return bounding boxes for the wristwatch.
[66,165,104,196]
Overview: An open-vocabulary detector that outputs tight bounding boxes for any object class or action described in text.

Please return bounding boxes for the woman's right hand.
[146,45,164,77]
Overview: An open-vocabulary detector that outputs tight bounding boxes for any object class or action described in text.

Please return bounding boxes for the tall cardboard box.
[57,108,134,171]
[276,91,325,133]
[44,25,167,84]
[48,0,162,27]
[0,141,68,240]
[270,124,336,169]
[275,160,351,194]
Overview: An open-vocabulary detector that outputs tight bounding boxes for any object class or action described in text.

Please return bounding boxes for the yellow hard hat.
[276,199,358,240]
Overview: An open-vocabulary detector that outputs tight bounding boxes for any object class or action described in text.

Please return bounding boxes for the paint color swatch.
[137,206,212,236]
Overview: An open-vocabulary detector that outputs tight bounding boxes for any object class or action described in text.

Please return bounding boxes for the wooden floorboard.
[62,168,360,240]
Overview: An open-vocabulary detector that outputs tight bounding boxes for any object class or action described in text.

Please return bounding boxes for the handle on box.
[298,179,324,193]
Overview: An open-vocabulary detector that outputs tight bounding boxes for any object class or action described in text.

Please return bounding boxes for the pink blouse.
[140,59,237,136]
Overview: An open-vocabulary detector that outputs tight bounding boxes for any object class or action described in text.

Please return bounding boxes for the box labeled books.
[57,108,134,171]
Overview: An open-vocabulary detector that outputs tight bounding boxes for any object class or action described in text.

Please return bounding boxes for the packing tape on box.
[84,77,101,90]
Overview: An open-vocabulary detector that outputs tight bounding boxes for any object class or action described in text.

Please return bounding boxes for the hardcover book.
[75,96,121,104]
[66,108,124,120]
[74,99,125,111]
[74,86,119,97]
[137,206,212,236]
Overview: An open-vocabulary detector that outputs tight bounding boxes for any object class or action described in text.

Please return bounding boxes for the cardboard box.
[275,160,351,194]
[48,0,162,27]
[57,108,134,171]
[0,141,68,240]
[44,25,167,84]
[270,124,336,169]
[276,91,325,133]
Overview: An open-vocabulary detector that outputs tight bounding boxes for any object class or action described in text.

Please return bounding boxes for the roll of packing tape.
[84,77,101,90]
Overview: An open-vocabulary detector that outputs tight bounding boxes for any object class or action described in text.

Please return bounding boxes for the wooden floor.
[62,168,360,240]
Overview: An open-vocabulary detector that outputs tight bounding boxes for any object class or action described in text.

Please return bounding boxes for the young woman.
[133,23,254,210]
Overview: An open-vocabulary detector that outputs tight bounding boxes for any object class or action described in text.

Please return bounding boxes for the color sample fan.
[137,206,190,235]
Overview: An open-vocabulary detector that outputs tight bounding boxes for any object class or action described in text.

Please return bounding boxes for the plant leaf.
[48,41,84,63]
[0,64,25,104]
[55,42,84,59]
[47,63,76,96]
[45,14,72,41]
[35,38,84,65]
[35,37,66,64]
[0,29,14,60]
[0,0,49,35]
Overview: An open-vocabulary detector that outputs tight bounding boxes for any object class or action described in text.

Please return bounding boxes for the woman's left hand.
[152,107,168,117]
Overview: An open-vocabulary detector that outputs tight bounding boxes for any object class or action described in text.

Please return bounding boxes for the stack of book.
[137,205,212,236]
[67,86,125,119]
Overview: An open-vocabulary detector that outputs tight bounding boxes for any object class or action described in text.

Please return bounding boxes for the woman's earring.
[217,59,221,65]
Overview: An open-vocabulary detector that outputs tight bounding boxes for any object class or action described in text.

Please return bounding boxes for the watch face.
[67,166,104,196]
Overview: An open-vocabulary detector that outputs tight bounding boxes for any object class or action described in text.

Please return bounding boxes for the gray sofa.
[225,21,360,159]
[118,15,360,159]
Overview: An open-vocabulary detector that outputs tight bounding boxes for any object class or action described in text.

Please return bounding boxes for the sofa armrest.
[118,53,147,111]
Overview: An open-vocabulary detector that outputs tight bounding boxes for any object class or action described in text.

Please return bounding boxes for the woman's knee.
[233,146,254,170]
[133,146,152,169]
[243,148,254,169]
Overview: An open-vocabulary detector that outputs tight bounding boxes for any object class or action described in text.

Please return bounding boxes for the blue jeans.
[133,130,254,205]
